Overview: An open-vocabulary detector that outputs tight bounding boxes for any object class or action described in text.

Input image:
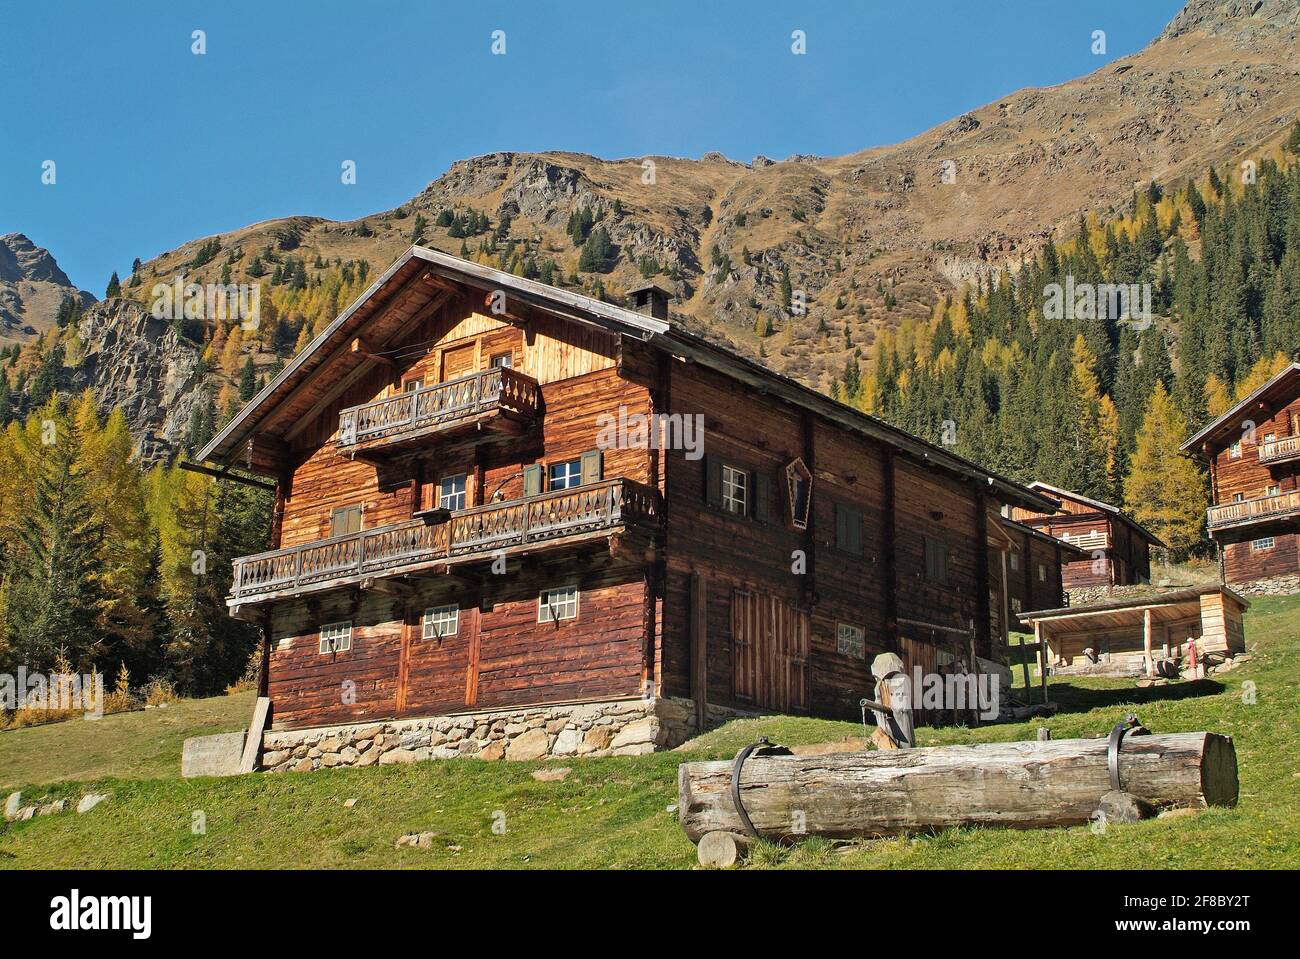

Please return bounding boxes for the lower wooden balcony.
[1258,435,1300,466]
[336,367,540,457]
[229,478,661,609]
[1207,489,1300,532]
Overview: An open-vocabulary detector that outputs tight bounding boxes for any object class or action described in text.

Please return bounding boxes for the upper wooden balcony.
[1258,435,1300,466]
[336,367,540,457]
[1207,489,1300,531]
[229,478,661,609]
[1060,530,1108,552]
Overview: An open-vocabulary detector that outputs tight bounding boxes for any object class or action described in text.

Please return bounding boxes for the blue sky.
[0,0,1185,293]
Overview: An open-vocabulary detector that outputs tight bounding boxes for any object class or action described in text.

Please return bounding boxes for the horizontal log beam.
[678,732,1237,843]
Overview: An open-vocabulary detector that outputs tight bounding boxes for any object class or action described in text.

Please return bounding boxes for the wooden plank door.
[731,589,808,713]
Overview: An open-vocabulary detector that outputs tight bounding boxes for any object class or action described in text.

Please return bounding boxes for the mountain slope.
[10,0,1300,459]
[0,233,95,338]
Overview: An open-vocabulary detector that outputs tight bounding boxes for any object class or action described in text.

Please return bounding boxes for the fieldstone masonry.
[259,696,741,773]
[1069,575,1299,606]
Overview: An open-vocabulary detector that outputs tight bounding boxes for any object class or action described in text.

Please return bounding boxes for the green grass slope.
[1,599,1297,870]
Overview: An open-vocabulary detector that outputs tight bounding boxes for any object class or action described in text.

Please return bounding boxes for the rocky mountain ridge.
[12,0,1300,461]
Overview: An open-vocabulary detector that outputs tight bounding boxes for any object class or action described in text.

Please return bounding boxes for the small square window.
[1252,537,1275,552]
[439,474,467,511]
[1230,441,1242,459]
[403,378,423,392]
[1267,485,1281,497]
[722,465,748,516]
[539,586,579,623]
[319,621,352,655]
[548,459,582,491]
[422,604,459,639]
[1233,493,1245,503]
[836,623,865,659]
[490,352,512,369]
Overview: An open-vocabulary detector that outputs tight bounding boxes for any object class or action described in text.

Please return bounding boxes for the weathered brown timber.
[677,732,1237,842]
[199,247,1064,736]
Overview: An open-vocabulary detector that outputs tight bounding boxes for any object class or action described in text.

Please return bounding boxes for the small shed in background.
[1020,585,1248,679]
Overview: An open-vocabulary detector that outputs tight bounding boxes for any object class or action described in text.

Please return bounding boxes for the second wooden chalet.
[1011,482,1164,593]
[1181,362,1300,588]
[197,247,1058,769]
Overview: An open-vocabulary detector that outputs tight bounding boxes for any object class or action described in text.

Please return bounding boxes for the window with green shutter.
[834,502,862,555]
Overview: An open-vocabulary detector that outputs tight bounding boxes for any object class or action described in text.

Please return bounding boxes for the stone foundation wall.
[259,695,740,773]
[1228,573,1300,597]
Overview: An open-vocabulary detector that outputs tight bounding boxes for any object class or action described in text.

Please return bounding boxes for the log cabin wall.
[1014,489,1154,590]
[658,358,988,721]
[261,296,659,731]
[1220,529,1300,581]
[1204,391,1300,585]
[277,300,629,547]
[265,556,649,730]
[1208,394,1300,503]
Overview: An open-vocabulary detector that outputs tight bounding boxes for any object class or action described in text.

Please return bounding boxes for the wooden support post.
[1143,607,1155,678]
[973,488,991,659]
[396,604,414,715]
[800,412,816,605]
[1035,621,1048,704]
[689,571,708,733]
[464,604,482,706]
[882,447,899,653]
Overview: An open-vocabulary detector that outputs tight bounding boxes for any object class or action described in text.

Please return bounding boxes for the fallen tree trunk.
[678,732,1237,843]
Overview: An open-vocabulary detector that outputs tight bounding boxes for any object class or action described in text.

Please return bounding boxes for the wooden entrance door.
[731,589,809,713]
[396,602,480,716]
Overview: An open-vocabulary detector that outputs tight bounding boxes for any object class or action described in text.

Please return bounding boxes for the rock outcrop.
[69,299,206,464]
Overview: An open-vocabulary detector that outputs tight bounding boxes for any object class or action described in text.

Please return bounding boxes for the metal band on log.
[678,731,1237,843]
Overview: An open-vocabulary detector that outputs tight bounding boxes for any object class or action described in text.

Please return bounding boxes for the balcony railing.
[1060,530,1108,552]
[337,367,540,452]
[1207,489,1300,530]
[1258,435,1300,466]
[230,478,660,605]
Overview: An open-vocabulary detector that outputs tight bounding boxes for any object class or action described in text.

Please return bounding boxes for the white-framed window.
[1230,441,1242,459]
[1011,597,1023,614]
[538,586,579,623]
[403,378,423,392]
[1252,537,1275,552]
[1267,484,1281,497]
[319,621,352,655]
[1264,433,1276,444]
[836,623,865,659]
[422,604,459,639]
[490,351,513,369]
[722,465,748,516]
[1009,550,1020,571]
[548,458,582,491]
[1233,492,1245,503]
[1038,563,1047,583]
[439,474,467,511]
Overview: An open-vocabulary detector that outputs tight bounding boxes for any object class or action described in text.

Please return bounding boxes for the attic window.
[785,458,812,530]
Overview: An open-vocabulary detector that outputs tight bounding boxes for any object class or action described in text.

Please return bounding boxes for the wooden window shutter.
[523,464,542,497]
[580,449,603,485]
[704,454,723,507]
[835,503,862,555]
[753,471,772,523]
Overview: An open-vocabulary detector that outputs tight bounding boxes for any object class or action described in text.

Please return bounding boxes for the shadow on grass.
[1044,678,1227,714]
